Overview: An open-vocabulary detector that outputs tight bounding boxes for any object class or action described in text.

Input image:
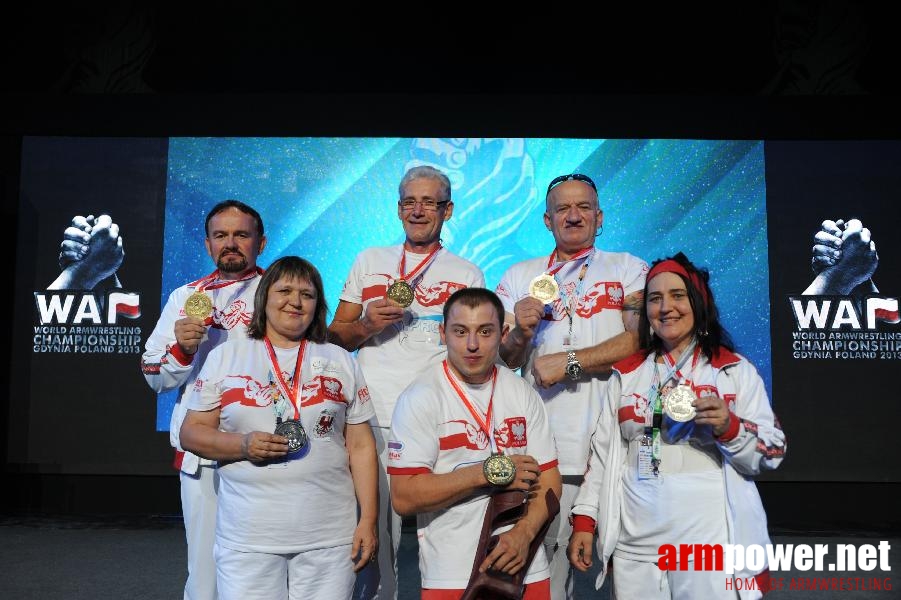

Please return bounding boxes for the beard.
[217,251,248,274]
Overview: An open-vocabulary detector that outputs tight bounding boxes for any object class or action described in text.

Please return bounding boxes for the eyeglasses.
[399,199,449,212]
[546,173,597,195]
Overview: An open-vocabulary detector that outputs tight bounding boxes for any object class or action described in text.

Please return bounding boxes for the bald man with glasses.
[495,173,648,600]
[329,165,484,600]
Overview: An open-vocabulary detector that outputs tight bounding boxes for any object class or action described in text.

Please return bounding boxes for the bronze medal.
[483,452,516,486]
[184,291,213,319]
[528,273,559,304]
[274,418,308,453]
[386,280,415,308]
[662,384,698,422]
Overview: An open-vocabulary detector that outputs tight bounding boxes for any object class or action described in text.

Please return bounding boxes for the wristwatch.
[565,350,583,380]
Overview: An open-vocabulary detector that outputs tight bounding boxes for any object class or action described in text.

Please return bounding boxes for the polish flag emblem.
[867,297,900,326]
[107,292,141,322]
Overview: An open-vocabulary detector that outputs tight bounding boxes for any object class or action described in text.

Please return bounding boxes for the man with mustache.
[141,200,267,600]
[496,174,647,600]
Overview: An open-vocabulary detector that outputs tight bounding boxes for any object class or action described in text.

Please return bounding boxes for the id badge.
[637,437,656,480]
[562,332,577,352]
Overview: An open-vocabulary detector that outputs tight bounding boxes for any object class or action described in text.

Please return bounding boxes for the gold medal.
[483,452,516,486]
[662,384,697,422]
[528,273,559,304]
[386,280,415,308]
[184,291,213,319]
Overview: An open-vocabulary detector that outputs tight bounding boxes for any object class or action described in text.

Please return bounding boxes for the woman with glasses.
[567,252,786,599]
[180,256,379,600]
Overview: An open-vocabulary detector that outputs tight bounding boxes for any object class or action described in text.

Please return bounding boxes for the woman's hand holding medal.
[692,393,732,437]
[240,431,289,462]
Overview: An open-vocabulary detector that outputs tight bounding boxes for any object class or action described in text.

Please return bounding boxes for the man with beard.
[141,200,267,600]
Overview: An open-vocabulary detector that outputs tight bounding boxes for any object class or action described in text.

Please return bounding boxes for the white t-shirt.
[141,269,261,474]
[185,336,375,553]
[495,248,647,474]
[387,362,558,589]
[339,245,485,426]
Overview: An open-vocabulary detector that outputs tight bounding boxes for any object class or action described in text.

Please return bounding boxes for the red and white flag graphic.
[866,297,900,327]
[107,292,141,322]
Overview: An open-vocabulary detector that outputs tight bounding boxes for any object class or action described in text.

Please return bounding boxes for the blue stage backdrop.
[159,137,769,429]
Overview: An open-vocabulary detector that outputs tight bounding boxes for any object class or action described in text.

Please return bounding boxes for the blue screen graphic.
[159,137,769,429]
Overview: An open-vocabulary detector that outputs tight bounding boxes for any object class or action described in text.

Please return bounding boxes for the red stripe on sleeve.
[386,466,432,475]
[571,514,596,533]
[168,343,195,367]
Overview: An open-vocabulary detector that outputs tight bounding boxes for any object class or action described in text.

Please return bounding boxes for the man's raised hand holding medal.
[328,166,487,600]
[495,174,649,598]
[174,299,210,356]
[140,201,268,600]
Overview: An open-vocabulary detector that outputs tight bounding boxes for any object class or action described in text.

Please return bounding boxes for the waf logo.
[416,281,467,307]
[495,416,528,449]
[576,282,624,318]
[301,376,345,407]
[789,296,900,329]
[211,299,252,330]
[34,291,141,325]
[315,409,337,436]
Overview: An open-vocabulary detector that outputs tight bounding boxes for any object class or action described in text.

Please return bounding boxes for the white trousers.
[216,542,355,600]
[612,555,740,600]
[542,479,578,600]
[353,426,401,600]
[180,465,218,600]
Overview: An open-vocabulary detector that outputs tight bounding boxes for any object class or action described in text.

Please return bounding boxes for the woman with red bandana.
[567,252,786,599]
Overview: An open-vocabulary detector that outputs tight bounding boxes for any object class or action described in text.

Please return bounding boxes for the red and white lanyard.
[395,243,443,287]
[442,361,502,454]
[193,266,263,292]
[263,338,306,421]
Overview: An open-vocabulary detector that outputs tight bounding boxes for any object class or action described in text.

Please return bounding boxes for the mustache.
[219,248,245,258]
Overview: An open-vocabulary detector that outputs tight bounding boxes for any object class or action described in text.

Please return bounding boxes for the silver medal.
[662,384,697,422]
[274,418,309,453]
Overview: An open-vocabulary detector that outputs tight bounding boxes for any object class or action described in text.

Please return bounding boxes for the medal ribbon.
[396,243,443,287]
[442,361,502,454]
[646,339,699,469]
[193,266,263,292]
[544,246,593,275]
[263,338,307,421]
[545,247,594,340]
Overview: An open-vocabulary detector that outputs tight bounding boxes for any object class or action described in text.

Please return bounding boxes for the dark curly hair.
[638,251,734,360]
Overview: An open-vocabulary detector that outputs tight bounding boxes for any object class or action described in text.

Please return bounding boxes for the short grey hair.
[398,165,452,204]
